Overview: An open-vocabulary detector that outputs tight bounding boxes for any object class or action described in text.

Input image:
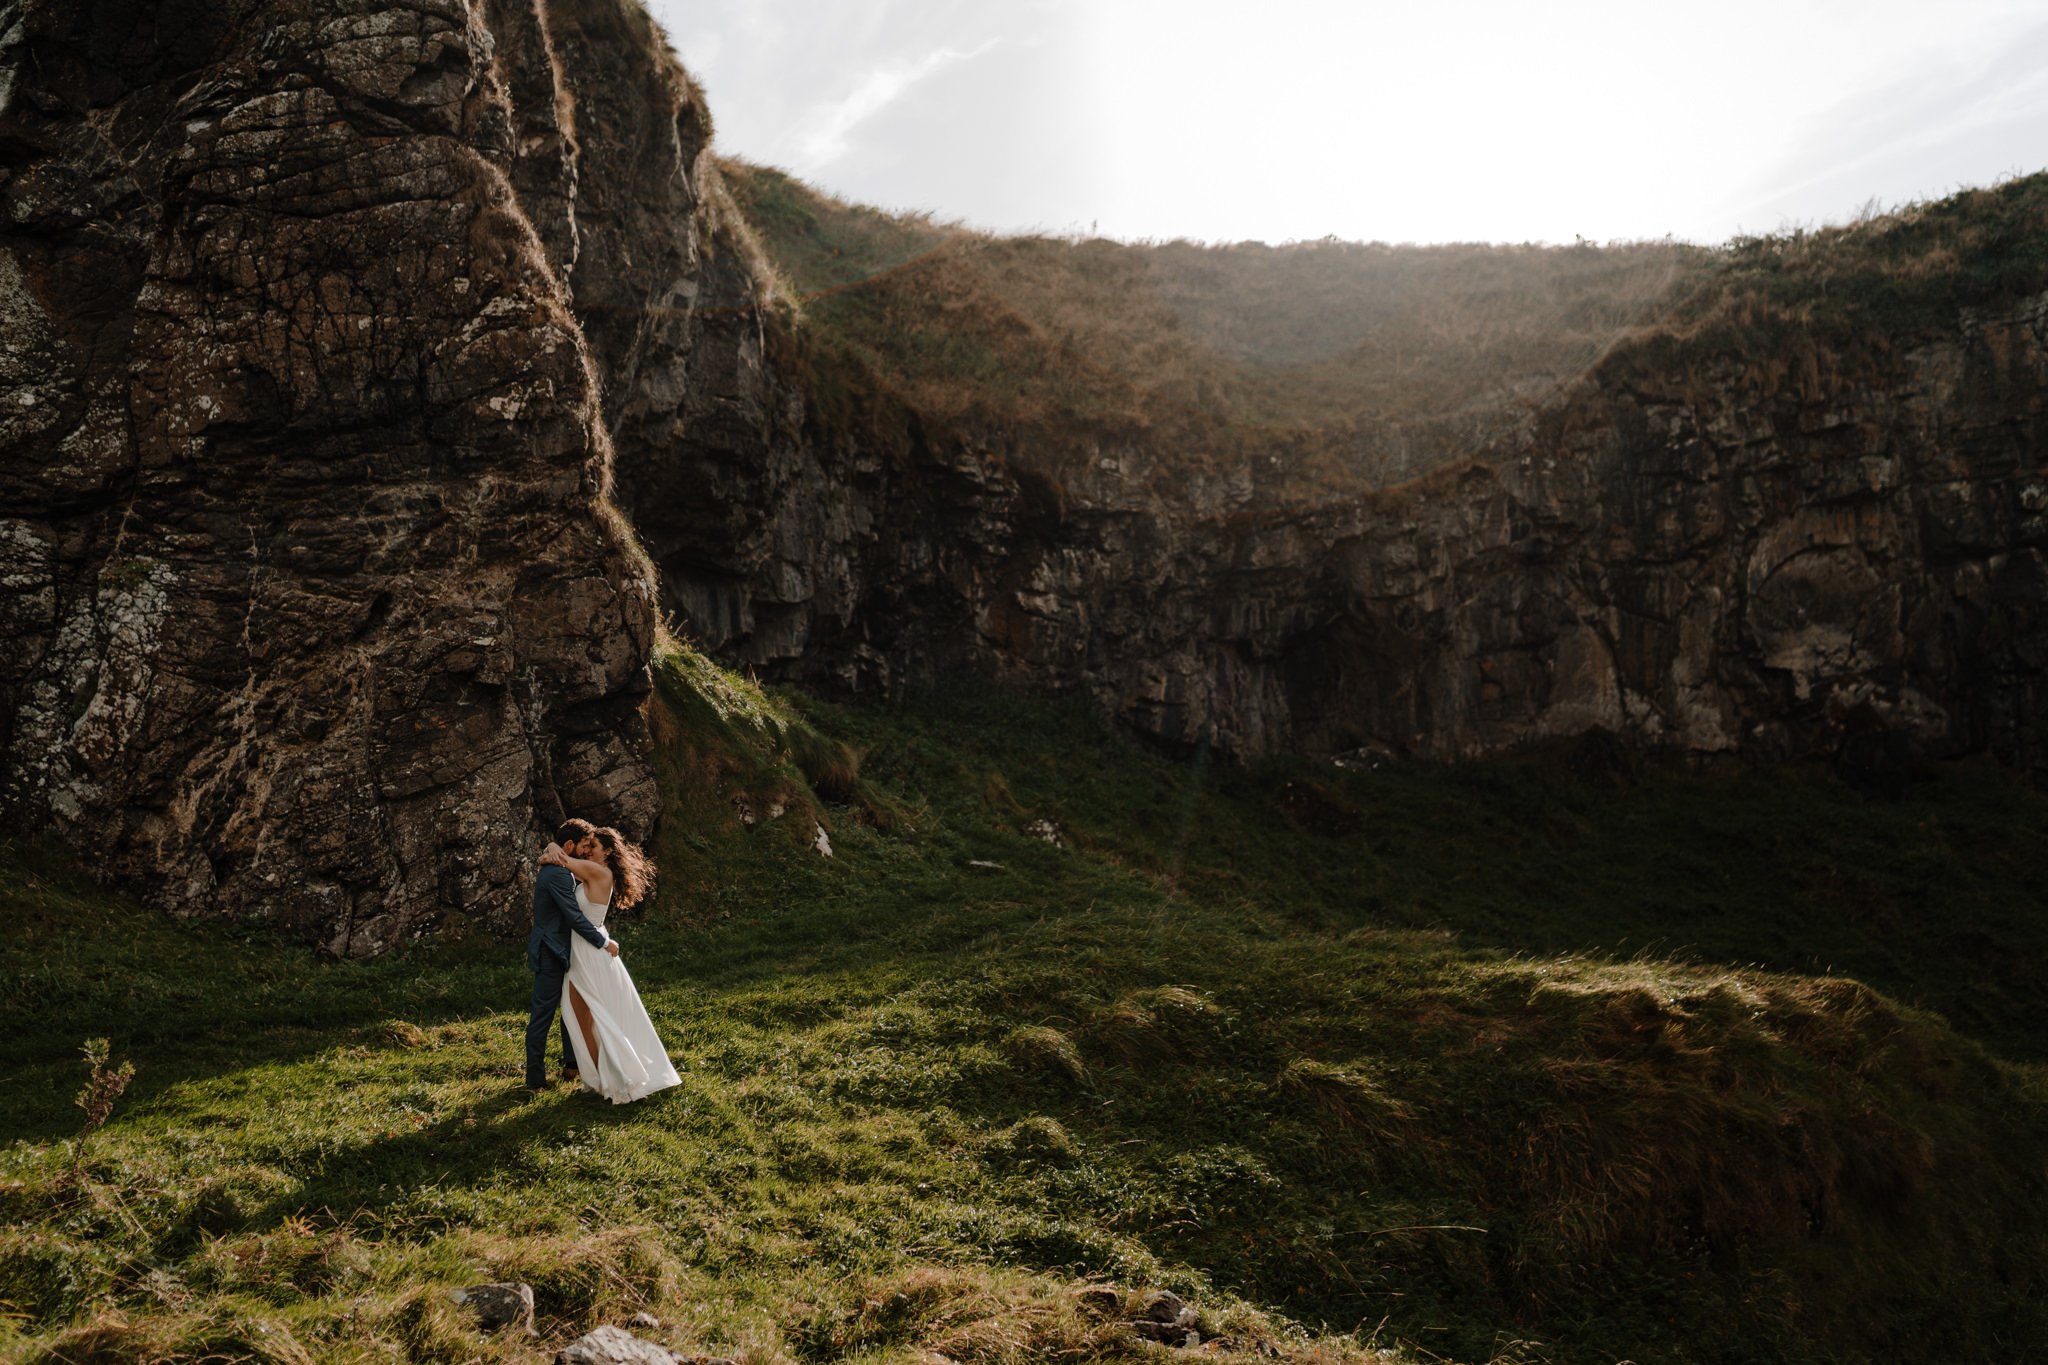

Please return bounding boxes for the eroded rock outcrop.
[0,0,664,953]
[624,237,2047,777]
[3,0,2042,953]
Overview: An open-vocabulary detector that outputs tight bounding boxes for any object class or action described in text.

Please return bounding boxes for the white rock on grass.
[555,1325,681,1365]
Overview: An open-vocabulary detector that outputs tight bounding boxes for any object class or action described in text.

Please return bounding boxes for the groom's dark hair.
[557,817,597,844]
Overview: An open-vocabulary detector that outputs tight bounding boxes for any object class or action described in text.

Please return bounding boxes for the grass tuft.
[1003,1026,1089,1087]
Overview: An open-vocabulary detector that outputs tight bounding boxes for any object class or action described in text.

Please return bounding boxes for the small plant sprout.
[73,1035,135,1178]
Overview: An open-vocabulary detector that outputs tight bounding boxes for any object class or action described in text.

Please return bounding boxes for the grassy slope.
[719,159,1695,493]
[722,162,2048,498]
[2,648,2046,1364]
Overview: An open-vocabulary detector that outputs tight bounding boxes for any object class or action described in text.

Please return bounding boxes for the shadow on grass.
[824,684,2048,1063]
[0,933,531,1143]
[231,1078,690,1239]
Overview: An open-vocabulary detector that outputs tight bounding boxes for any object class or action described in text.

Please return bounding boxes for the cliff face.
[1205,301,2048,770]
[0,0,675,953]
[626,222,2048,779]
[3,2,2042,951]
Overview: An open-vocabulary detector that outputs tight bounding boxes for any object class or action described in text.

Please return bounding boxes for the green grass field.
[3,645,2045,1364]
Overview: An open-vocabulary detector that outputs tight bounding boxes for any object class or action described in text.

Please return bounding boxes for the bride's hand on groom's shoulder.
[538,842,566,867]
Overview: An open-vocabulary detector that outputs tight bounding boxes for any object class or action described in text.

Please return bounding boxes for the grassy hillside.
[3,646,2046,1363]
[720,159,1695,493]
[722,161,2048,497]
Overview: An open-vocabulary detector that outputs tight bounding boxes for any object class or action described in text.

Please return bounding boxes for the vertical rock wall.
[0,0,660,954]
[617,234,2048,776]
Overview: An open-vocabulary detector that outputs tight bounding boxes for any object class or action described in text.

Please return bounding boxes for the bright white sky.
[647,0,2048,246]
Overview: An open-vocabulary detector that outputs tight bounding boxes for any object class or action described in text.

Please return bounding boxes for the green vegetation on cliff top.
[722,160,2048,495]
[3,644,2046,1364]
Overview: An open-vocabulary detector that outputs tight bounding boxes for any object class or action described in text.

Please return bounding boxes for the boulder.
[448,1282,535,1335]
[555,1325,681,1365]
[1131,1290,1203,1347]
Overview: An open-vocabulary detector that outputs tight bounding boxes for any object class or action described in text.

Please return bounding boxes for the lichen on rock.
[0,0,659,953]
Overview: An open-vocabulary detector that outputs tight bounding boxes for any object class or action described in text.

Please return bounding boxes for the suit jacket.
[527,864,609,972]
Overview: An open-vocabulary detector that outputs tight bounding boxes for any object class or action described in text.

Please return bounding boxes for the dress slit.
[563,880,681,1104]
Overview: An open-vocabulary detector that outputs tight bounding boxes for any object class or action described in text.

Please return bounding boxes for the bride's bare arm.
[536,844,615,901]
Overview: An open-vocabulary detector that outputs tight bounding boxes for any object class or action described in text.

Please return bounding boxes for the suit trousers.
[525,951,579,1088]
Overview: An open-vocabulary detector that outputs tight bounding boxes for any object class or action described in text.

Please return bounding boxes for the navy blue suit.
[525,864,610,1087]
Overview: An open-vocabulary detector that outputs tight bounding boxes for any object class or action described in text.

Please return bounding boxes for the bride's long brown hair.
[557,819,657,910]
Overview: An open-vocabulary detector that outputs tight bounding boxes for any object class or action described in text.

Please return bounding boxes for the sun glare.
[655,0,2046,243]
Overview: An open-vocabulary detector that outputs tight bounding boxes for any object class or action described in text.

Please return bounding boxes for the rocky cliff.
[624,176,2048,781]
[3,1,2043,952]
[0,0,674,953]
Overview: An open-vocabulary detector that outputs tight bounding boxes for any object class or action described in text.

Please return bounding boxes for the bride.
[539,820,681,1104]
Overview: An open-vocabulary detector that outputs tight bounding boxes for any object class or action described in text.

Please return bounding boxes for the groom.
[525,822,620,1091]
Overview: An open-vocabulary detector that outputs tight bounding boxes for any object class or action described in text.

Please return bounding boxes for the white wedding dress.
[565,881,681,1104]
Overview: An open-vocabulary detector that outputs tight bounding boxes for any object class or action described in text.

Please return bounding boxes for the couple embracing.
[524,818,680,1103]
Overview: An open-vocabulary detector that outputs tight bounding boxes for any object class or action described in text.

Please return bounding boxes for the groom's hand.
[605,941,621,958]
